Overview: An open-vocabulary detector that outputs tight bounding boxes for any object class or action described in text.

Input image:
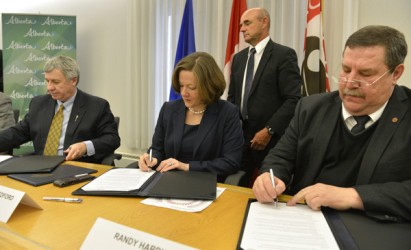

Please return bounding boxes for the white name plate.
[0,185,42,223]
[81,217,197,250]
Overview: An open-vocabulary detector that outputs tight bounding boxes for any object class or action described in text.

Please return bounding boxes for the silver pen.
[74,173,89,178]
[43,197,83,203]
[148,148,152,172]
[269,169,278,207]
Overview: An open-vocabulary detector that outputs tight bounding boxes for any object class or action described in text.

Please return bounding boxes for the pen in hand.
[269,169,278,208]
[148,148,152,172]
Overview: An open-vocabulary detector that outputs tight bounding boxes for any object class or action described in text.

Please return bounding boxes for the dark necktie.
[242,48,256,119]
[44,104,64,155]
[351,115,370,135]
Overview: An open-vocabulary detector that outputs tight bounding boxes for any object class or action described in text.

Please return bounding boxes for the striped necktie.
[44,105,64,155]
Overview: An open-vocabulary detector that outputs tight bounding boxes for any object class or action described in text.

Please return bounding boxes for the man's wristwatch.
[265,126,274,135]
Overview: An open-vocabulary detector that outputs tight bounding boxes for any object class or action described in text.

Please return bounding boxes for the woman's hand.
[138,153,158,171]
[156,158,189,172]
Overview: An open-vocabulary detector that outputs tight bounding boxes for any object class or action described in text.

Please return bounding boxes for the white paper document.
[81,168,155,191]
[0,155,13,164]
[240,202,339,250]
[141,187,225,212]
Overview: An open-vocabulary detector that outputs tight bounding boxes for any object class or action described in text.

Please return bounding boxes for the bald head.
[240,8,270,46]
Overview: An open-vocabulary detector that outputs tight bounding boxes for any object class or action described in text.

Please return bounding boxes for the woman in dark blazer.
[139,52,244,182]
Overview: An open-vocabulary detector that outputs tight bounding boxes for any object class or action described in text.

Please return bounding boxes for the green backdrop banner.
[2,13,76,153]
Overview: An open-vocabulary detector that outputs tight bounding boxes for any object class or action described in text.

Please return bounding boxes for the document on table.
[141,187,225,212]
[81,168,155,191]
[240,202,339,250]
[0,155,13,163]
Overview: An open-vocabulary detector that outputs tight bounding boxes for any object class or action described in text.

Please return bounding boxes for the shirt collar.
[342,100,388,123]
[249,36,270,55]
[57,89,77,112]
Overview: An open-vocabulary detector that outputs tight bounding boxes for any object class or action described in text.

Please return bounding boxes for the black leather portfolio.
[72,169,217,200]
[7,164,97,186]
[323,208,411,250]
[0,155,65,174]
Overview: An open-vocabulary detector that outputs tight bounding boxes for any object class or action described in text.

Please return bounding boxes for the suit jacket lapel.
[357,86,409,184]
[302,95,342,187]
[193,102,218,156]
[235,51,249,105]
[172,102,186,157]
[64,90,86,148]
[249,40,273,96]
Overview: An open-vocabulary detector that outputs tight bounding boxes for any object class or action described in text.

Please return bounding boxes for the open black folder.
[8,164,97,186]
[0,155,65,174]
[72,168,217,200]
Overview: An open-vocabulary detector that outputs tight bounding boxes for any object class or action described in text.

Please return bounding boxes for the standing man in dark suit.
[228,8,301,187]
[0,56,120,163]
[253,25,411,222]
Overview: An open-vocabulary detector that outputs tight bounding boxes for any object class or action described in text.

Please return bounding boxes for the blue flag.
[169,0,196,101]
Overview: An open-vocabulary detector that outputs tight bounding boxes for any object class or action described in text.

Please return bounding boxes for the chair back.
[100,116,122,166]
[114,116,120,130]
[13,109,19,123]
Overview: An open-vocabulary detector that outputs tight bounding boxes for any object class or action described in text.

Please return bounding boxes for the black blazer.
[228,39,301,140]
[0,89,120,163]
[150,99,243,181]
[0,92,15,130]
[262,86,411,221]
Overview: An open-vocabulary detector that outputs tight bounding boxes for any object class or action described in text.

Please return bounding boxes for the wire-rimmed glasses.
[338,69,391,88]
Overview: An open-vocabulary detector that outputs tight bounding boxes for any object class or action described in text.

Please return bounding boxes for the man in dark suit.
[0,92,15,131]
[0,56,120,163]
[0,50,3,92]
[253,25,411,222]
[228,8,301,187]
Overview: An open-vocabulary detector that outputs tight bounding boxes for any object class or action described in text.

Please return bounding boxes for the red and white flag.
[301,0,330,96]
[222,0,248,99]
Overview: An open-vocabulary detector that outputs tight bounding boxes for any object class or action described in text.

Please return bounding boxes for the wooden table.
[0,161,255,249]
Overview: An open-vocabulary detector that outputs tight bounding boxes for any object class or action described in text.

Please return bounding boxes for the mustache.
[342,88,364,98]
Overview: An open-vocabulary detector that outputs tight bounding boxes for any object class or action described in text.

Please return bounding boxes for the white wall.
[322,0,411,90]
[1,0,411,155]
[358,0,411,86]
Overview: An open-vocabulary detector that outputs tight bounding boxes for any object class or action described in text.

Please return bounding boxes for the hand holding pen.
[138,149,157,172]
[270,169,278,207]
[148,149,152,172]
[252,171,287,204]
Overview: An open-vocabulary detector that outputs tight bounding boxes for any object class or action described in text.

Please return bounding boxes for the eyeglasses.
[338,69,391,88]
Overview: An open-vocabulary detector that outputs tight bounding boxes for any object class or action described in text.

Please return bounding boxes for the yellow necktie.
[44,105,64,155]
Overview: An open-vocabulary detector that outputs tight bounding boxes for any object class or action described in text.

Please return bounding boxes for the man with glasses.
[253,25,411,222]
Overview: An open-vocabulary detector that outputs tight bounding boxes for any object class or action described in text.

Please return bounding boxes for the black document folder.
[323,208,411,250]
[72,169,217,200]
[7,164,97,186]
[0,155,65,174]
